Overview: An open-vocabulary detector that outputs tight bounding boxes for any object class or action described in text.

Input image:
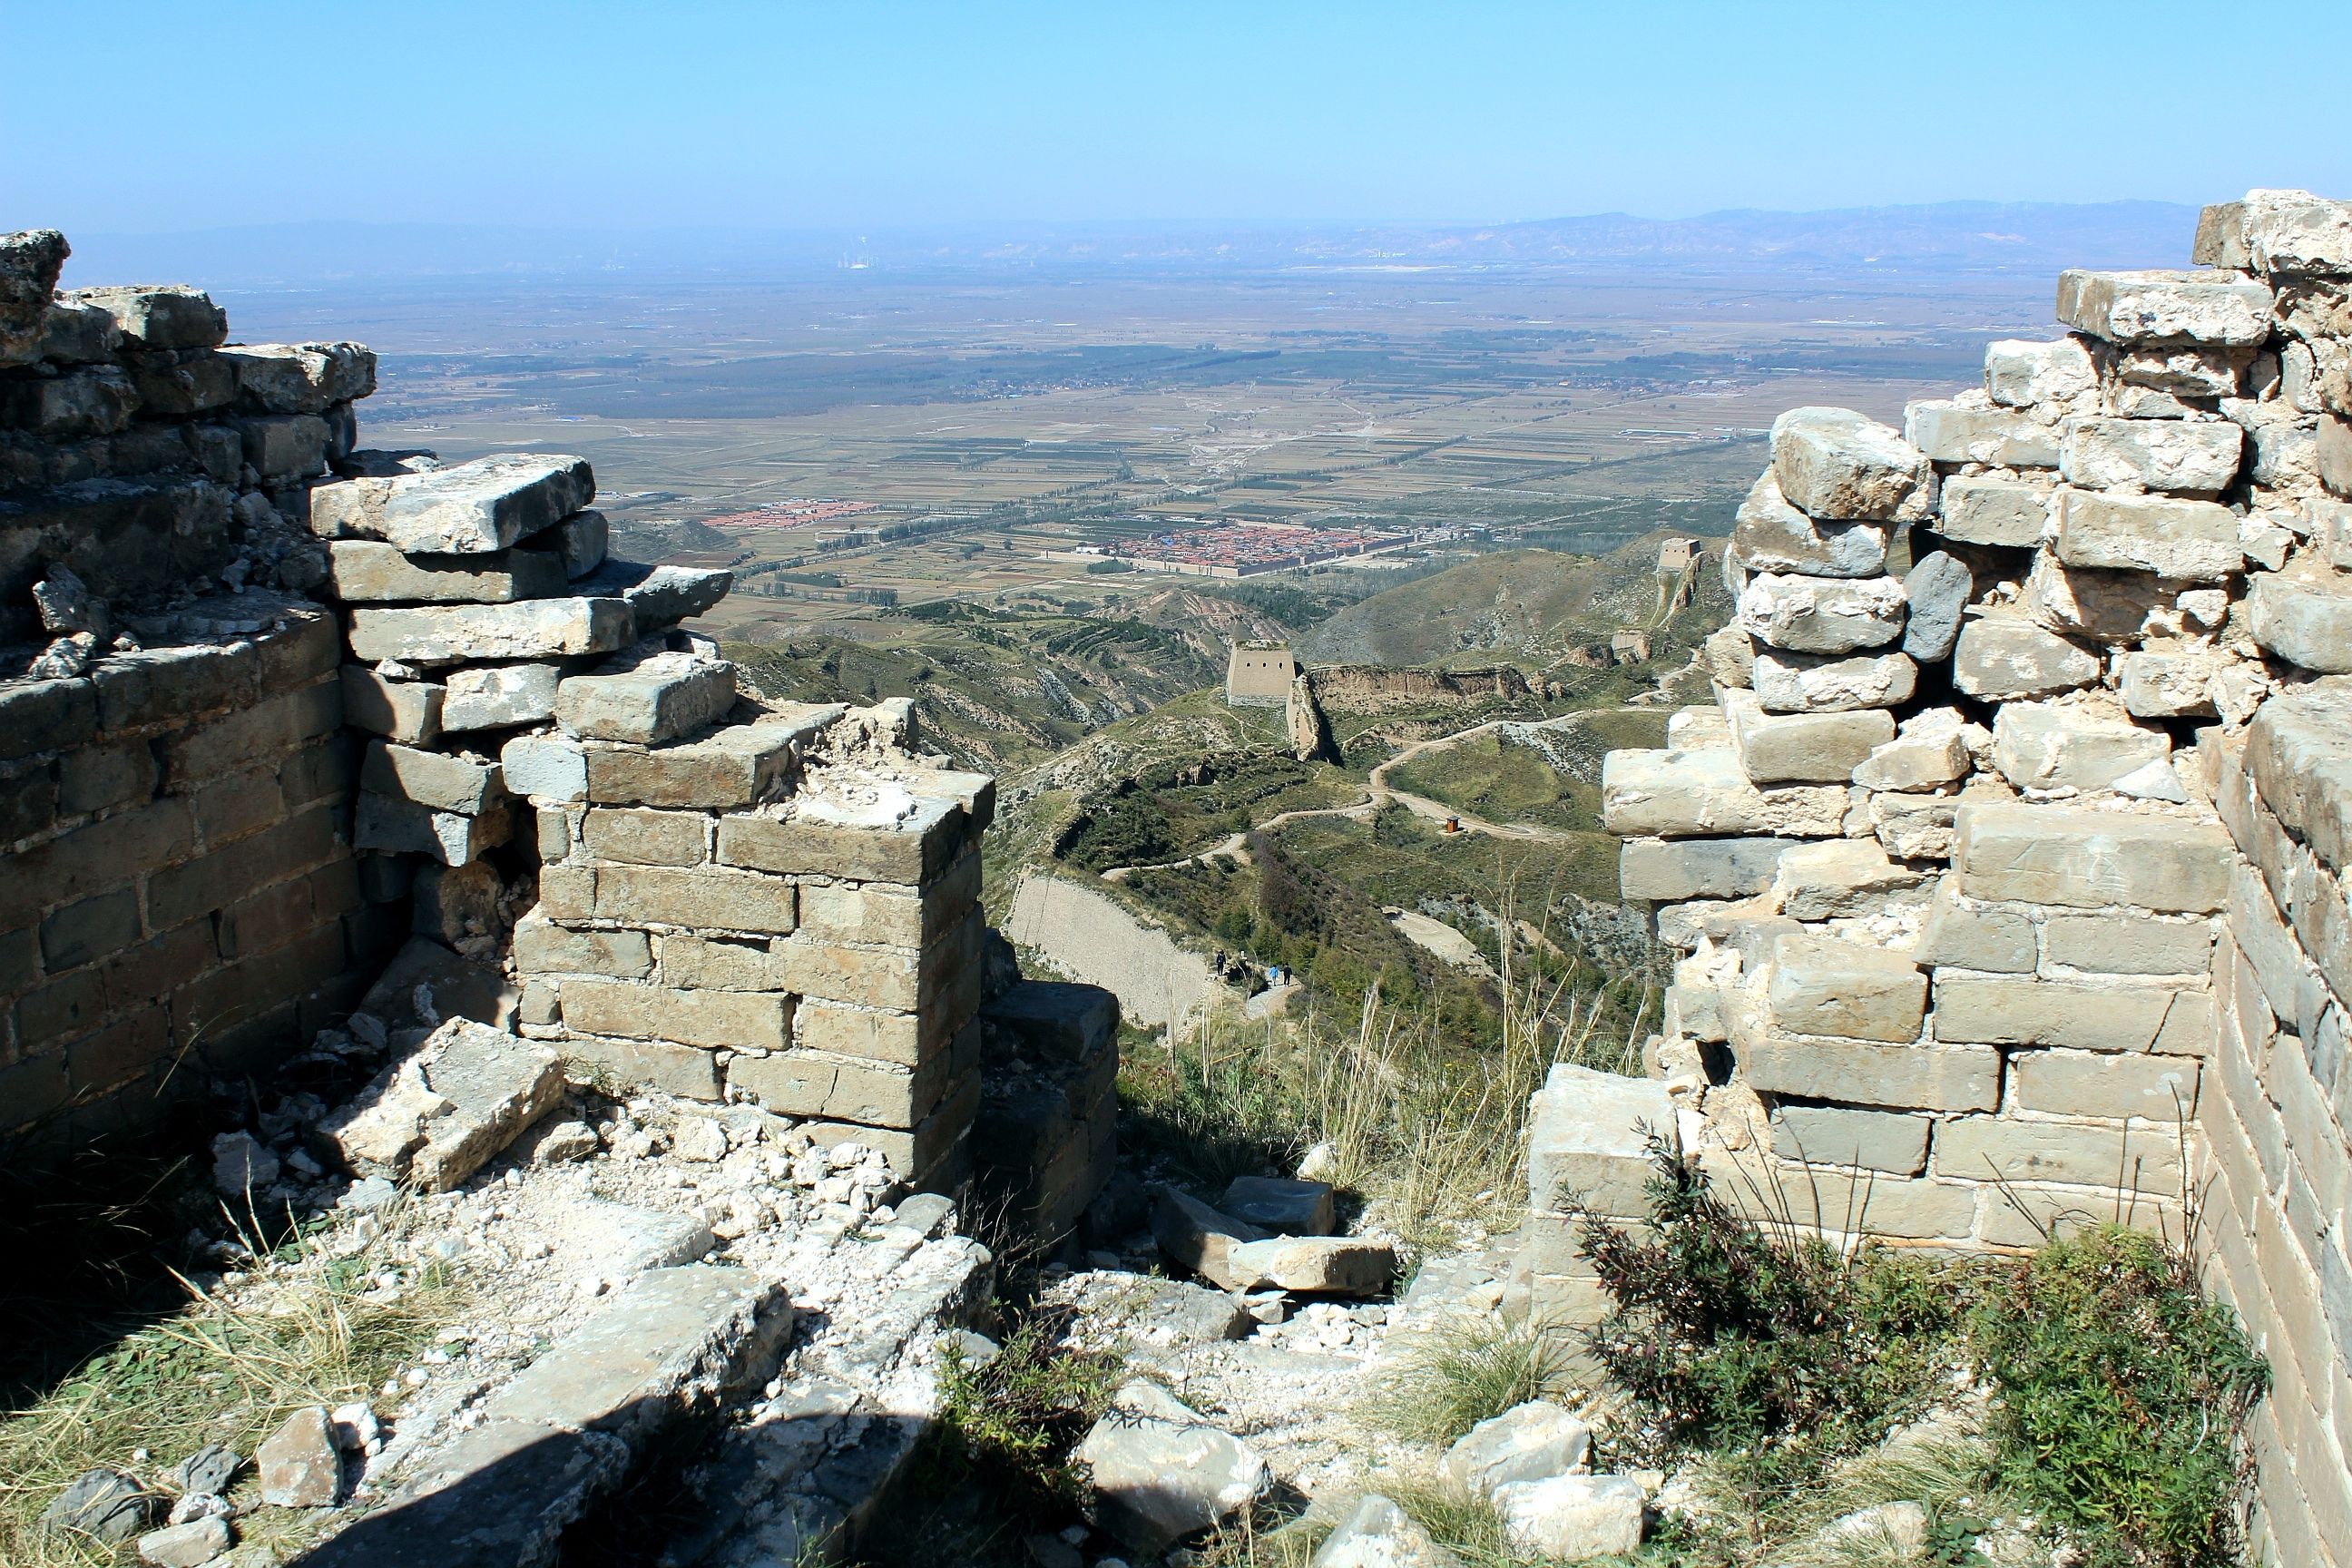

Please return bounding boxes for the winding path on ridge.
[1096,710,1635,881]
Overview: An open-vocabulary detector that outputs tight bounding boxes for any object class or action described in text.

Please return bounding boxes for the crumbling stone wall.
[1,231,393,1148]
[3,231,1117,1240]
[1563,190,2352,1564]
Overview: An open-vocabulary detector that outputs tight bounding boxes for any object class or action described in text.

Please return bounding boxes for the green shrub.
[1970,1225,2267,1568]
[917,1312,1124,1522]
[1569,1142,1962,1500]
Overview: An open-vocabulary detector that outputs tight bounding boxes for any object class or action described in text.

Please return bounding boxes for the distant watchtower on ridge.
[1225,640,1297,707]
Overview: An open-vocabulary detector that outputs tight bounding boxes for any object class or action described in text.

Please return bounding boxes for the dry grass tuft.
[1373,1316,1585,1448]
[0,1194,467,1567]
[1122,917,1647,1253]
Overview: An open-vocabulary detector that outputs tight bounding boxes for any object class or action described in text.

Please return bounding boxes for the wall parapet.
[1559,189,2352,1564]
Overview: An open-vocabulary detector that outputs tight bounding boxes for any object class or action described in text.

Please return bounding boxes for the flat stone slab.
[2200,189,2352,274]
[326,538,568,603]
[1725,690,1893,784]
[563,1199,717,1277]
[1770,838,1924,921]
[1953,802,2233,915]
[1749,648,1917,714]
[980,980,1120,1062]
[1992,700,2169,791]
[319,1016,565,1191]
[575,561,734,628]
[1445,1399,1591,1496]
[2056,269,2273,347]
[1730,468,1887,578]
[347,597,634,665]
[1737,573,1906,654]
[1936,475,2052,547]
[555,651,738,744]
[442,662,564,731]
[1077,1382,1269,1554]
[1221,1175,1337,1235]
[1951,615,2101,701]
[2243,685,2352,872]
[1223,1233,1396,1294]
[1601,747,1847,838]
[300,1266,789,1568]
[310,453,595,554]
[1904,397,2059,467]
[493,1265,790,1441]
[1491,1473,1646,1561]
[1763,932,1926,1044]
[361,739,507,814]
[1618,835,1788,902]
[585,705,844,809]
[2245,569,2352,674]
[220,341,377,412]
[1770,1104,1931,1176]
[1984,338,2094,408]
[64,285,227,350]
[2059,418,2243,497]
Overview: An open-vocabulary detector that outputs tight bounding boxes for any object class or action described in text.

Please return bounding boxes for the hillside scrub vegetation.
[1121,952,1645,1253]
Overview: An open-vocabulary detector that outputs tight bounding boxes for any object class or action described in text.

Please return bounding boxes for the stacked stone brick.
[3,230,1122,1237]
[321,445,730,923]
[1568,189,2352,1563]
[511,694,998,1189]
[0,232,404,1146]
[973,979,1122,1240]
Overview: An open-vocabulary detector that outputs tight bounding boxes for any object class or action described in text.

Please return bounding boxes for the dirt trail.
[1099,710,1624,880]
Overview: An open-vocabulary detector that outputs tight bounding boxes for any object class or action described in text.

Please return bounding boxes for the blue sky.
[5,0,2348,233]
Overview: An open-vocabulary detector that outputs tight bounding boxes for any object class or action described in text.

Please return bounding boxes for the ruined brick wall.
[1564,191,2352,1563]
[2,232,1118,1240]
[1,231,395,1148]
[2206,698,2352,1567]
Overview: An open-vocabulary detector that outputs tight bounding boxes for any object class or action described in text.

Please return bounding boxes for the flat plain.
[217,249,2082,643]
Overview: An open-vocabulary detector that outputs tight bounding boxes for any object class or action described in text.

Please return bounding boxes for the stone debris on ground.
[1075,1380,1271,1553]
[1443,1399,1592,1496]
[40,1467,156,1544]
[1309,1493,1463,1567]
[255,1406,341,1507]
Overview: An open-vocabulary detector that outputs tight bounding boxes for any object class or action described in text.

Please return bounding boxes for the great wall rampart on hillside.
[6,191,2352,1564]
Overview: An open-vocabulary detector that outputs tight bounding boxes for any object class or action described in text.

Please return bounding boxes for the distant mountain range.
[54,201,2200,289]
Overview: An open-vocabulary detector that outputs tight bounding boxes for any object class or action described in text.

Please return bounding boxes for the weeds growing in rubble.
[1568,1146,2269,1568]
[1970,1226,2268,1568]
[0,1189,465,1568]
[1569,1138,1967,1517]
[1120,930,1647,1252]
[917,1308,1125,1524]
[1375,1317,1584,1447]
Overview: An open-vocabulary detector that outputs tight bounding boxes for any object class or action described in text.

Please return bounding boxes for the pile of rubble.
[44,1047,995,1568]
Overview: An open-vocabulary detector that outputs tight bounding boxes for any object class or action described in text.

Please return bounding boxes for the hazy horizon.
[7,2,2347,237]
[45,198,2208,293]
